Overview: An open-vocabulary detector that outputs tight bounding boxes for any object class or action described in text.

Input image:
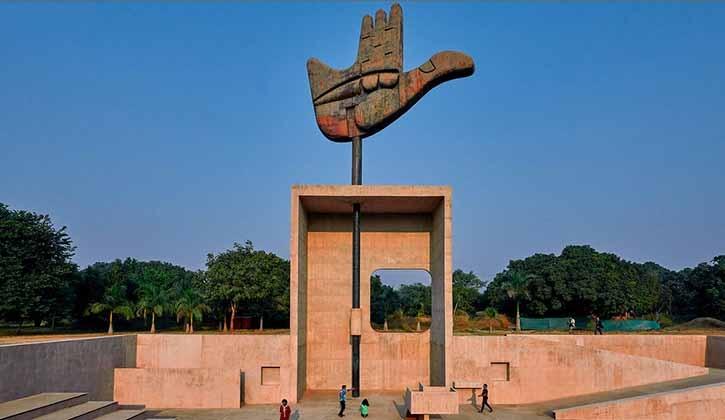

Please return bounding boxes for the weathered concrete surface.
[0,392,87,419]
[405,385,459,415]
[132,334,291,405]
[554,382,725,420]
[530,335,708,367]
[290,185,453,395]
[705,336,725,369]
[451,335,708,405]
[0,335,136,403]
[114,368,241,409]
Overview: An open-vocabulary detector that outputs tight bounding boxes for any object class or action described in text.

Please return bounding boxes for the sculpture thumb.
[401,51,475,107]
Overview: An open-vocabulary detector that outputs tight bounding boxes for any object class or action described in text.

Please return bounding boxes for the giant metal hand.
[307,3,475,142]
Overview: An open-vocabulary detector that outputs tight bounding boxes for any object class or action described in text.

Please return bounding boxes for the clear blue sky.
[1,2,724,282]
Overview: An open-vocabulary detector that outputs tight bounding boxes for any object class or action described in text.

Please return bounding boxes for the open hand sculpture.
[307,3,475,142]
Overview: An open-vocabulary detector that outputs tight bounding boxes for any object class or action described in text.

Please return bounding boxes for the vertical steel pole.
[351,135,361,398]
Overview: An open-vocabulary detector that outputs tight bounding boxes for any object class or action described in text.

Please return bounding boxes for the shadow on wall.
[0,335,137,403]
[705,336,725,369]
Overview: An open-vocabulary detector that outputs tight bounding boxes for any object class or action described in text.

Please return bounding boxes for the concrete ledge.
[554,382,725,419]
[404,384,458,416]
[529,335,709,367]
[113,368,241,409]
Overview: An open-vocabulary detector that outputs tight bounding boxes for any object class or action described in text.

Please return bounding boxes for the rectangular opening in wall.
[370,269,432,332]
[261,367,281,385]
[490,362,510,381]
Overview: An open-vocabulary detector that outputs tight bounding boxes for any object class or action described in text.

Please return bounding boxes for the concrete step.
[92,410,145,420]
[0,393,88,420]
[34,401,118,420]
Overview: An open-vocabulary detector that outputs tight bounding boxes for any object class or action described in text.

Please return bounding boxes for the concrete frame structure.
[290,185,453,400]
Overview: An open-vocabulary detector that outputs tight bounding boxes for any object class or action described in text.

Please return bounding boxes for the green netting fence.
[520,317,660,331]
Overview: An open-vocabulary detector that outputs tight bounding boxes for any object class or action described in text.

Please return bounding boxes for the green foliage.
[135,266,174,332]
[175,275,210,333]
[370,275,401,325]
[452,269,486,315]
[483,307,498,319]
[398,282,432,317]
[488,246,661,318]
[88,281,134,333]
[206,240,290,327]
[0,203,77,327]
[671,256,725,320]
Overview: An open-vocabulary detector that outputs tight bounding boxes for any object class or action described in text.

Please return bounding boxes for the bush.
[643,313,673,328]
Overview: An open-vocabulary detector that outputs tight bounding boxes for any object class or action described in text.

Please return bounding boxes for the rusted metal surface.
[307,3,475,142]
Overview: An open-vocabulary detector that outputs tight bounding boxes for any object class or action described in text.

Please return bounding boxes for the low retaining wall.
[114,368,242,409]
[451,335,708,405]
[131,334,291,405]
[529,335,708,367]
[0,335,136,403]
[554,382,725,420]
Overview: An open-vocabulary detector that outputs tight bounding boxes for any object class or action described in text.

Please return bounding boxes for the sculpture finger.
[357,15,374,66]
[384,3,403,71]
[401,51,475,107]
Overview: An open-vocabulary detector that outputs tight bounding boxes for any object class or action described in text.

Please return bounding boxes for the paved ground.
[156,391,549,420]
[155,370,725,420]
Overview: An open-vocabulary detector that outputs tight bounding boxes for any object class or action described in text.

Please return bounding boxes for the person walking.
[338,384,352,417]
[568,317,576,334]
[360,398,369,418]
[478,384,493,413]
[595,316,604,335]
[279,399,291,420]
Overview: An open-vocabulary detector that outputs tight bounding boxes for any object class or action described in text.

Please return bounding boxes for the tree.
[501,270,533,332]
[135,266,172,333]
[206,241,289,332]
[88,281,134,334]
[452,269,485,315]
[483,307,498,334]
[0,203,77,328]
[370,275,401,326]
[175,282,209,334]
[398,283,432,317]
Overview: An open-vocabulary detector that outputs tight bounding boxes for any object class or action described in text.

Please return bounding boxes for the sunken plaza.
[1,3,724,420]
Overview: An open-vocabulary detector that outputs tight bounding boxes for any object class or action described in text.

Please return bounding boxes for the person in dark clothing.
[595,316,604,335]
[479,384,493,413]
[279,399,291,420]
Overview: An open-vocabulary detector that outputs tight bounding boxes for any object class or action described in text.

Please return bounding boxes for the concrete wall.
[0,335,136,403]
[290,191,308,401]
[292,185,453,393]
[115,368,241,409]
[554,382,725,420]
[531,335,708,367]
[430,197,452,387]
[304,212,433,390]
[451,335,708,405]
[705,336,725,369]
[131,334,291,405]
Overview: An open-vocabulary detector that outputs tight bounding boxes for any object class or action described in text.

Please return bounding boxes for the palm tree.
[176,286,209,334]
[501,270,533,332]
[88,282,134,334]
[136,280,169,333]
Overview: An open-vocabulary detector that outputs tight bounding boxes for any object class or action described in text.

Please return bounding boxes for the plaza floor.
[155,369,725,420]
[156,391,549,420]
